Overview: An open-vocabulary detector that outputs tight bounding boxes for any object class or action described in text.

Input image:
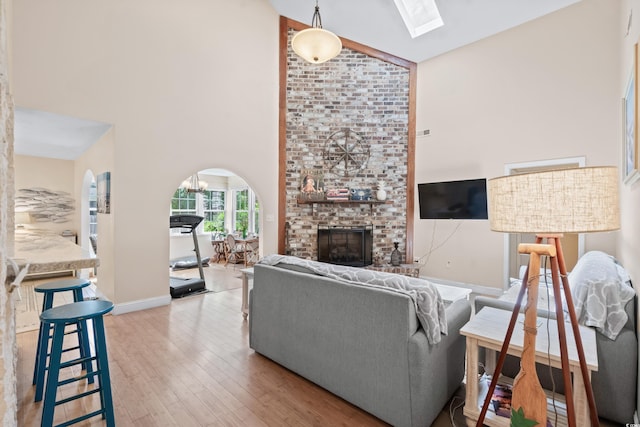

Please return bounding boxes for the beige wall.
[12,0,280,311]
[414,0,621,288]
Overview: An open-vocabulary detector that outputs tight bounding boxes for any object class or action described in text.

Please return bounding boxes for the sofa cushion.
[569,251,635,340]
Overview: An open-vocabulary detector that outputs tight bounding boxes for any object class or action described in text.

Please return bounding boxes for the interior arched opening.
[168,168,262,298]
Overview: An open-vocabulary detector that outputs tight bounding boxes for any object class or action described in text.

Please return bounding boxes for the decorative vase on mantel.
[376,180,387,201]
[390,242,401,266]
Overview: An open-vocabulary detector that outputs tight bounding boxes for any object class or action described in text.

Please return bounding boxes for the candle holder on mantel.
[390,242,401,266]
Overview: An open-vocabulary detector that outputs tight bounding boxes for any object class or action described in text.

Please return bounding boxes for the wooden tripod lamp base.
[476,235,599,427]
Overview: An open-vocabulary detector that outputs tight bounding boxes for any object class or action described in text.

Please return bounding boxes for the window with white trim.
[203,190,225,233]
[232,188,259,235]
[234,189,249,234]
[170,188,197,216]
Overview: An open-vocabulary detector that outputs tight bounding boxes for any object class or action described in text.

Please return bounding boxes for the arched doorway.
[168,168,262,297]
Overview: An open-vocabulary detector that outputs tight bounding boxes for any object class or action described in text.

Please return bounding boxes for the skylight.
[393,0,443,38]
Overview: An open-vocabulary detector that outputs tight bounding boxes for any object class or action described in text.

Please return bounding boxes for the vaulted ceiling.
[269,0,582,63]
[15,0,583,160]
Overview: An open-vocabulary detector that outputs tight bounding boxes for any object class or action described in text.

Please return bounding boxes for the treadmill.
[169,214,207,298]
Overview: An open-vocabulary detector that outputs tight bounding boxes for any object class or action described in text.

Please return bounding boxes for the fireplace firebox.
[317,225,373,267]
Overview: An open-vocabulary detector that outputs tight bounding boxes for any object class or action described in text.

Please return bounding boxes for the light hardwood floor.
[15,264,466,427]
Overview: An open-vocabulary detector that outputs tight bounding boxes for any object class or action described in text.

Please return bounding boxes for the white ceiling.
[14,107,111,160]
[15,0,582,160]
[269,0,582,63]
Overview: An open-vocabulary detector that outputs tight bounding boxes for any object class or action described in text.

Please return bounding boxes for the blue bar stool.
[32,278,93,403]
[40,300,115,427]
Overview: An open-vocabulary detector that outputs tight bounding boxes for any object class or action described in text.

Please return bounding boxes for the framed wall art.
[97,171,111,214]
[624,44,640,185]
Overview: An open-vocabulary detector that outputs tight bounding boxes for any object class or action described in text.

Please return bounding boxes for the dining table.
[210,239,226,263]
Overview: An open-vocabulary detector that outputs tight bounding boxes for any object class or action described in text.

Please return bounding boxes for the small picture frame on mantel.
[299,169,325,201]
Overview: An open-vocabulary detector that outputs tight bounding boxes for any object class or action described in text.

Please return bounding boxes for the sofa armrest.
[407,299,471,427]
[475,294,558,319]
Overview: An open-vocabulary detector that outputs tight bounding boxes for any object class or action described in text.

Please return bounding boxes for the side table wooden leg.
[241,272,249,319]
[485,348,496,376]
[464,337,479,426]
[572,368,591,427]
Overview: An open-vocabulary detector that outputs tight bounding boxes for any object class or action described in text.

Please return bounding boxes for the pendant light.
[291,0,342,64]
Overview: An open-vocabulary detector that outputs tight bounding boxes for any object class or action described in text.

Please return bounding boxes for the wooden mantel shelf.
[296,198,390,214]
[296,198,390,205]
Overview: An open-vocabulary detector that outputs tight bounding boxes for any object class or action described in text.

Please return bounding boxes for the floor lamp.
[477,166,620,427]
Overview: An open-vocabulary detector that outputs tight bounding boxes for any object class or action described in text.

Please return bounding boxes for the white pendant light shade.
[292,27,342,64]
[291,1,342,64]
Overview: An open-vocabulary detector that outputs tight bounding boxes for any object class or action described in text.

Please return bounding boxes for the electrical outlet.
[446,261,452,268]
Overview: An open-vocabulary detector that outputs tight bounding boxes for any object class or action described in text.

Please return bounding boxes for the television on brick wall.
[418,178,488,220]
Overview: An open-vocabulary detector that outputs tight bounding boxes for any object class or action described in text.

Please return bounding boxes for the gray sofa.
[249,256,472,427]
[474,251,637,425]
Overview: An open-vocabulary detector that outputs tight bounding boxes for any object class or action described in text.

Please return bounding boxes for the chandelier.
[181,174,208,193]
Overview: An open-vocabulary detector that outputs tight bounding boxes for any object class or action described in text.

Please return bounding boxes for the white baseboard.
[421,275,503,298]
[112,294,171,315]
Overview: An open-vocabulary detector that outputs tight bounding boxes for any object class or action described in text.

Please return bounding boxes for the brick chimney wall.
[284,29,411,264]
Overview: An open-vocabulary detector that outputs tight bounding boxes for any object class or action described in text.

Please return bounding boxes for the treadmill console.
[169,214,204,230]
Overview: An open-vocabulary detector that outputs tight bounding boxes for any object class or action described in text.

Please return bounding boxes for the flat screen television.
[418,178,488,219]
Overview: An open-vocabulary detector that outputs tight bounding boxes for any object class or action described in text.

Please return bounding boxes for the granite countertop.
[8,231,99,278]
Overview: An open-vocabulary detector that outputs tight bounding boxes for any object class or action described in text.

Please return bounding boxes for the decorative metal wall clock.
[323,129,370,176]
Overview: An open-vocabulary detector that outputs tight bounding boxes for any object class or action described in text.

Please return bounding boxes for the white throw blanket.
[569,251,635,340]
[258,254,447,344]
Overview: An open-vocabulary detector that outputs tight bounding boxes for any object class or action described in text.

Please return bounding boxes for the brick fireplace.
[278,17,416,264]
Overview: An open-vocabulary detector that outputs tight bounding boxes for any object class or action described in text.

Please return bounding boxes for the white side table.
[240,267,254,319]
[460,307,597,427]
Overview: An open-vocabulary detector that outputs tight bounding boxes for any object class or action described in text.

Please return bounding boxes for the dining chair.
[225,234,246,266]
[245,239,260,265]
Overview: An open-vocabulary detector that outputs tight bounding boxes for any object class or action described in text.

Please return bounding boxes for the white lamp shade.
[291,28,342,64]
[488,166,620,234]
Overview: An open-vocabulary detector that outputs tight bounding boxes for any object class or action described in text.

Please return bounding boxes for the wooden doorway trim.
[277,16,417,262]
[501,156,586,288]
